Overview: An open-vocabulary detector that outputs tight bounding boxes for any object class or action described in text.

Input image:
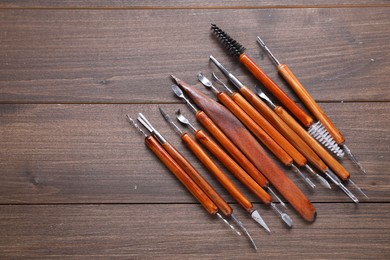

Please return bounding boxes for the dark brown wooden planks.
[0,0,389,9]
[0,1,389,9]
[0,103,389,204]
[0,8,389,103]
[0,203,389,259]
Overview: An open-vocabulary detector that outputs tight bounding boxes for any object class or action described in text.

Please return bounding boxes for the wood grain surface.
[0,2,389,259]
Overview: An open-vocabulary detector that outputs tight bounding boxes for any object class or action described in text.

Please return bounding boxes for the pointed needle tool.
[159,107,270,233]
[171,83,286,208]
[343,144,367,175]
[257,36,368,174]
[177,110,292,228]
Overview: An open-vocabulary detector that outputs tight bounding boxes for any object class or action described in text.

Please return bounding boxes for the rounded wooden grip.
[195,130,272,205]
[239,53,313,128]
[217,92,293,166]
[275,106,350,180]
[162,142,233,216]
[239,86,327,172]
[181,133,254,213]
[196,111,269,188]
[145,136,218,215]
[231,92,307,167]
[278,64,345,144]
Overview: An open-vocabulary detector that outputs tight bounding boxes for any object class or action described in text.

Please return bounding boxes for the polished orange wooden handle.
[231,91,307,167]
[217,92,293,166]
[239,53,313,128]
[278,64,345,144]
[181,133,254,213]
[145,136,218,215]
[239,86,327,172]
[161,142,233,216]
[196,110,269,188]
[195,129,272,205]
[275,106,350,181]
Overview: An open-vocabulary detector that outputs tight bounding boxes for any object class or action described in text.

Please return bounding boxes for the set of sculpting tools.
[126,24,368,249]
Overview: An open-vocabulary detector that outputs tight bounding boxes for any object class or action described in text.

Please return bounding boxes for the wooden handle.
[181,133,254,213]
[231,91,307,167]
[195,129,272,205]
[176,79,316,222]
[278,64,345,144]
[239,53,313,128]
[239,86,328,172]
[275,106,350,180]
[196,110,269,188]
[217,92,293,166]
[240,87,327,171]
[145,136,218,215]
[161,142,233,216]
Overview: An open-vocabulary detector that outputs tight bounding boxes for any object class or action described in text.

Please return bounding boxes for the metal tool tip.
[282,214,293,228]
[171,84,183,96]
[251,210,271,233]
[158,106,168,118]
[256,36,266,47]
[198,72,212,88]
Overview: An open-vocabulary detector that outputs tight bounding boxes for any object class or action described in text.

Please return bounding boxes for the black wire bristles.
[210,24,246,57]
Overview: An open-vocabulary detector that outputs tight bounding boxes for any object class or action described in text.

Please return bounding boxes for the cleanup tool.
[158,108,271,232]
[171,84,286,208]
[129,114,258,249]
[198,71,316,189]
[210,24,344,160]
[257,36,367,174]
[176,110,293,227]
[208,57,363,201]
[171,74,317,222]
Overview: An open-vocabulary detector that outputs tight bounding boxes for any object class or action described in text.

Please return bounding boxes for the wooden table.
[1,1,389,259]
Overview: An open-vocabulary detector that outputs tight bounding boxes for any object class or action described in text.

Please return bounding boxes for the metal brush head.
[210,24,246,57]
[308,121,345,159]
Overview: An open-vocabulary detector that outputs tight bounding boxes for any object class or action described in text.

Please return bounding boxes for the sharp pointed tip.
[170,74,179,82]
[158,107,167,118]
[251,210,271,233]
[358,165,368,175]
[265,226,271,233]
